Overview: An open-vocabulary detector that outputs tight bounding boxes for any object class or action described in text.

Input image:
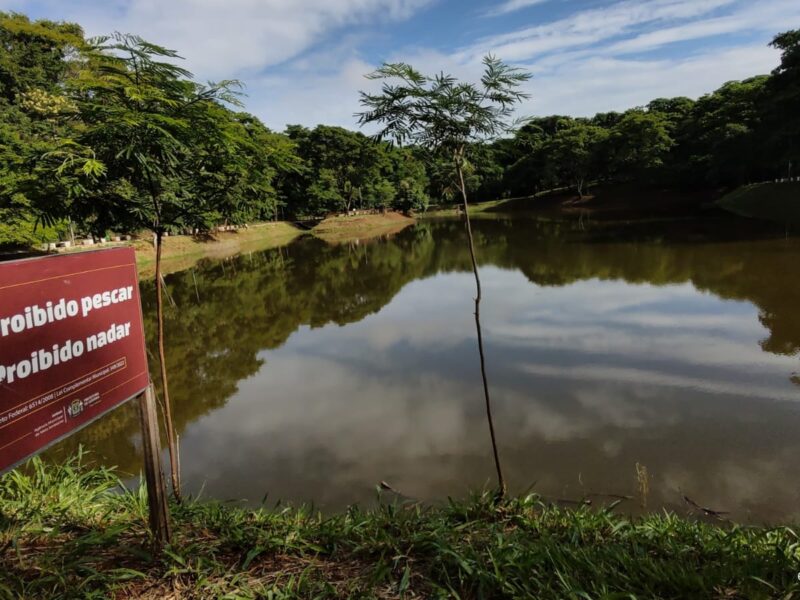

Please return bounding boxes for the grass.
[718,182,800,226]
[32,222,304,278]
[420,186,591,218]
[311,212,415,244]
[421,200,507,218]
[2,456,799,599]
[133,222,303,277]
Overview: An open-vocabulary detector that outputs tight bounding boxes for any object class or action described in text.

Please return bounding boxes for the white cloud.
[246,52,378,129]
[522,43,779,117]
[6,0,794,127]
[368,40,779,124]
[16,0,435,79]
[461,0,738,62]
[605,0,800,55]
[419,0,792,119]
[484,0,551,18]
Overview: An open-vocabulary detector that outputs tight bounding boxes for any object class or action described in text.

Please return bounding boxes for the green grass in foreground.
[1,456,800,599]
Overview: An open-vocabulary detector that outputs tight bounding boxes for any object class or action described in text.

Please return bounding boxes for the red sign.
[0,247,149,473]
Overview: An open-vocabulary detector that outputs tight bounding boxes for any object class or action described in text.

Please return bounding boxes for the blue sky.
[3,0,798,130]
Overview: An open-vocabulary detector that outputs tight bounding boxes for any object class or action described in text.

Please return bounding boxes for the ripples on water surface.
[51,215,800,523]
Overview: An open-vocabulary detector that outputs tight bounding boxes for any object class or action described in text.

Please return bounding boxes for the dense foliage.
[0,13,431,248]
[484,30,800,201]
[1,11,798,248]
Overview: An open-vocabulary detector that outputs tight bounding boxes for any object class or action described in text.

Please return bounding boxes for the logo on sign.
[67,399,84,419]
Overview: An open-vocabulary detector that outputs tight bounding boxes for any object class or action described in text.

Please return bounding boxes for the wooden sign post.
[0,248,170,548]
[138,384,171,547]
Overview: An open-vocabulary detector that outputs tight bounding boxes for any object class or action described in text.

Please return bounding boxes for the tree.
[766,30,800,177]
[0,13,88,247]
[358,55,531,497]
[501,120,551,197]
[390,148,429,213]
[681,77,767,185]
[609,110,673,180]
[178,109,292,226]
[62,33,243,499]
[0,12,85,103]
[281,124,408,217]
[647,97,694,126]
[543,119,609,197]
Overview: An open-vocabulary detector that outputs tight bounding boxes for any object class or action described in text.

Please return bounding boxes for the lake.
[50,213,800,523]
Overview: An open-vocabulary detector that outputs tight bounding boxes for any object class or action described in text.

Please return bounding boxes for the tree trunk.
[456,161,506,499]
[155,230,182,501]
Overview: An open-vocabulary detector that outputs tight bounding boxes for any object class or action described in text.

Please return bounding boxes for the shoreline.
[311,212,415,244]
[422,185,721,220]
[134,222,302,278]
[2,213,419,275]
[1,457,798,598]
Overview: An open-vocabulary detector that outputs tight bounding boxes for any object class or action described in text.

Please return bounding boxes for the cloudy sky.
[4,0,799,130]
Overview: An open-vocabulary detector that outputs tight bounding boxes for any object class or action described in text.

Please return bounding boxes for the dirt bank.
[484,185,720,221]
[133,223,302,277]
[718,181,800,225]
[312,212,415,244]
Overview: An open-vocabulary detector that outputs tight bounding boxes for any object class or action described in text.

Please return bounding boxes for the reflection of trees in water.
[51,229,439,470]
[49,217,800,472]
[496,218,800,357]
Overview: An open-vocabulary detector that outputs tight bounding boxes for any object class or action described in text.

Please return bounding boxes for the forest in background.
[0,12,798,248]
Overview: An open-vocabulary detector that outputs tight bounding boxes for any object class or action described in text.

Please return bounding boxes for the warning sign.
[0,248,149,472]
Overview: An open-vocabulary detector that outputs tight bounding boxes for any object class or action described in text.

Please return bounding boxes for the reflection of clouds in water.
[488,278,790,372]
[500,384,674,443]
[510,279,696,314]
[178,338,800,519]
[191,356,470,457]
[489,277,753,330]
[179,354,489,504]
[499,325,788,371]
[345,274,475,352]
[175,265,800,519]
[320,273,794,380]
[574,387,657,429]
[659,450,800,523]
[519,363,798,402]
[304,272,796,398]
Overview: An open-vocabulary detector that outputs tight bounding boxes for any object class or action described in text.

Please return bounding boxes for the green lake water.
[50,214,800,523]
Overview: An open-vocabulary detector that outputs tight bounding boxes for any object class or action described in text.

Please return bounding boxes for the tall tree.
[0,12,85,102]
[608,110,673,181]
[390,148,430,213]
[62,33,242,500]
[543,119,609,197]
[358,55,531,497]
[765,30,800,177]
[0,13,87,247]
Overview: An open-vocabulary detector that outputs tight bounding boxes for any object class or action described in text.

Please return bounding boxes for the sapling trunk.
[155,229,182,501]
[456,161,506,498]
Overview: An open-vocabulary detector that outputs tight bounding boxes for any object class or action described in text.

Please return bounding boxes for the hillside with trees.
[1,12,798,249]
